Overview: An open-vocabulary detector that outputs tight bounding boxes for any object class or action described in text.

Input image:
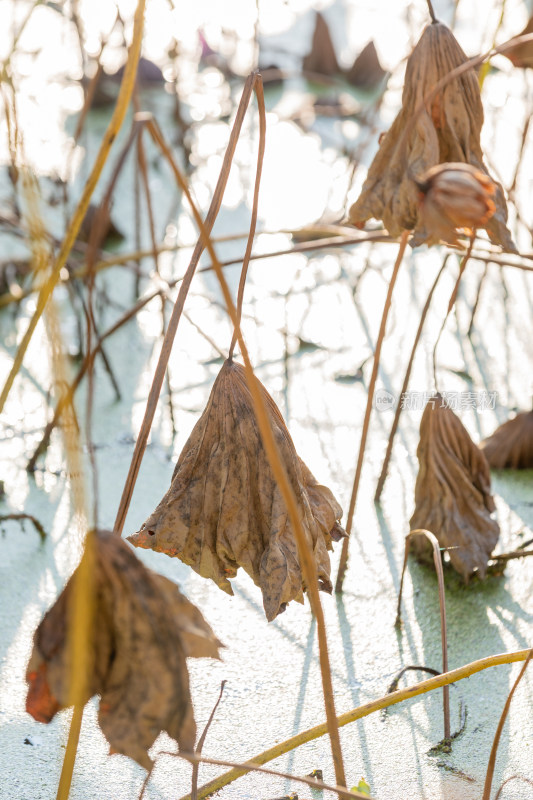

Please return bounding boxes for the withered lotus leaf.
[410,397,500,580]
[345,41,387,90]
[302,13,340,77]
[348,21,516,252]
[128,360,346,622]
[481,411,533,469]
[26,530,222,769]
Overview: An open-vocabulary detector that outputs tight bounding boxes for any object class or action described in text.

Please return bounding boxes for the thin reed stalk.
[335,230,409,592]
[375,257,448,502]
[228,80,266,360]
[20,172,93,800]
[482,650,533,800]
[190,682,226,800]
[178,752,371,800]
[432,236,474,391]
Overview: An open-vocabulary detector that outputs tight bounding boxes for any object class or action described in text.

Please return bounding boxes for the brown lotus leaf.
[410,396,500,580]
[303,13,340,77]
[414,162,496,246]
[481,411,533,469]
[128,359,346,622]
[502,16,533,69]
[26,530,222,769]
[348,21,516,252]
[345,41,387,90]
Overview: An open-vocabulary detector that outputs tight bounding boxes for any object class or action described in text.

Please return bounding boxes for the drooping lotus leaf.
[348,21,516,252]
[128,360,346,621]
[26,530,222,769]
[482,411,533,469]
[302,12,340,77]
[410,397,500,579]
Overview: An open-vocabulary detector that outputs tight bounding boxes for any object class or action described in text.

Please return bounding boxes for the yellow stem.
[182,648,532,800]
[0,0,146,414]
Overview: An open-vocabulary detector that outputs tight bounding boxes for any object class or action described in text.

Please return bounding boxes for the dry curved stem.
[375,256,448,502]
[432,235,474,390]
[181,648,532,800]
[0,0,147,415]
[190,682,226,800]
[482,650,533,800]
[396,529,450,742]
[335,230,409,592]
[386,665,440,695]
[0,512,46,541]
[494,775,533,800]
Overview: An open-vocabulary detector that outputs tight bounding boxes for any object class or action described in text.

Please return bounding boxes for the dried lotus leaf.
[345,41,387,90]
[26,530,222,769]
[128,360,346,621]
[348,21,516,252]
[410,397,500,580]
[303,13,340,77]
[481,411,533,470]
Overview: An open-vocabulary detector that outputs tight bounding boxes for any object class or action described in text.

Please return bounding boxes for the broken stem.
[335,229,409,592]
[0,512,47,541]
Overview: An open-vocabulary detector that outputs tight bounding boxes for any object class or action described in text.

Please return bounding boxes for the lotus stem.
[335,229,409,592]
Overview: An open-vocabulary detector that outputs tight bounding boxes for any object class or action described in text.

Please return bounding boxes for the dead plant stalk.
[375,257,448,501]
[482,649,533,800]
[396,529,450,742]
[335,230,409,592]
